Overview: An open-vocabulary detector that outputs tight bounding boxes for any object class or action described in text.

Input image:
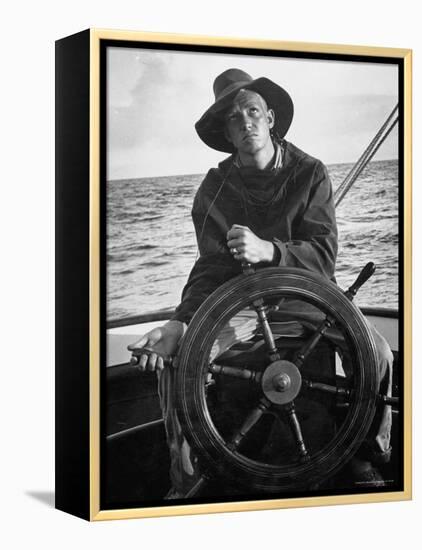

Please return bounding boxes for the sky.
[107,46,399,180]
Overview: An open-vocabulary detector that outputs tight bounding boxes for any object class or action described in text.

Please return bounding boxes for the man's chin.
[242,135,260,145]
[238,144,262,156]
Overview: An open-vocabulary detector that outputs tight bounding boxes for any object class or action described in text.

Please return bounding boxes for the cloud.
[289,93,398,163]
[108,49,206,154]
[107,48,399,178]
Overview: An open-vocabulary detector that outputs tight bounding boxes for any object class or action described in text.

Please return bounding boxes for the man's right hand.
[127,320,186,372]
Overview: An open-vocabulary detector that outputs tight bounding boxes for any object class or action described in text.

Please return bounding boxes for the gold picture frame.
[55,28,412,521]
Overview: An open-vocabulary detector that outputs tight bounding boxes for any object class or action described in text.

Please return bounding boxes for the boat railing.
[107,306,397,330]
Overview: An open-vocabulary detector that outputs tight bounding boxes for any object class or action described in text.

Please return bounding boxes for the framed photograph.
[55,29,412,521]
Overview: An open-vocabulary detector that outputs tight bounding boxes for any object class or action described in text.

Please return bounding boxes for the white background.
[1,0,419,548]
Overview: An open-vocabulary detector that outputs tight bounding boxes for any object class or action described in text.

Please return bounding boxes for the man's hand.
[227,224,275,264]
[127,320,186,372]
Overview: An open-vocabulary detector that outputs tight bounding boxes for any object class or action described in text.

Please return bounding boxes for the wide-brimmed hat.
[195,68,294,153]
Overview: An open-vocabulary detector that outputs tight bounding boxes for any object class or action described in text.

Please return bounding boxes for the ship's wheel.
[174,266,380,495]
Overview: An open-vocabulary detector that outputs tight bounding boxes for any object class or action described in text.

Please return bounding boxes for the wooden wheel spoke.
[283,402,310,462]
[293,315,335,368]
[208,363,262,384]
[251,299,280,361]
[228,397,271,451]
[302,378,352,402]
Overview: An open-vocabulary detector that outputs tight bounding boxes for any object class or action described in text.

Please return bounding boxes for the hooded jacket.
[171,140,337,325]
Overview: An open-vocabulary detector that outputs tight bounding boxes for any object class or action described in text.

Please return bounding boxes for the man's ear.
[267,108,275,129]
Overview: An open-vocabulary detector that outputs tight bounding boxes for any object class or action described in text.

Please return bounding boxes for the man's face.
[224,89,275,155]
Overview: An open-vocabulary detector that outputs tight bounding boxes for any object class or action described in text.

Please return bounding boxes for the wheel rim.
[176,267,379,493]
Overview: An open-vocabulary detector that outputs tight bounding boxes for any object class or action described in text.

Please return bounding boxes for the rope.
[334,104,398,205]
[195,162,234,261]
[334,104,399,208]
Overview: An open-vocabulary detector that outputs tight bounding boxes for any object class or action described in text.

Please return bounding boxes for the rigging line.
[195,162,234,261]
[334,104,398,200]
[335,115,398,208]
[335,116,398,207]
[342,114,398,192]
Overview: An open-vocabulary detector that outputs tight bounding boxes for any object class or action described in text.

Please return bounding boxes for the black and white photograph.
[4,0,420,543]
[103,41,404,510]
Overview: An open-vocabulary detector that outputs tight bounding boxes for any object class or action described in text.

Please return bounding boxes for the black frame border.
[99,38,405,511]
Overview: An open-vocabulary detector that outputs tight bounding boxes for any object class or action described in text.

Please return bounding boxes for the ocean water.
[107,159,399,321]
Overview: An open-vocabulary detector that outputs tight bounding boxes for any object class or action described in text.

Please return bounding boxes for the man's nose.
[240,113,252,129]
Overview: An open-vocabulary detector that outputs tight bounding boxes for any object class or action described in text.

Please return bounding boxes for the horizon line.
[107,156,399,184]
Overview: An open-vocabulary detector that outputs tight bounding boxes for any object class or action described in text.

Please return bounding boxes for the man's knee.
[377,339,393,382]
[369,325,393,381]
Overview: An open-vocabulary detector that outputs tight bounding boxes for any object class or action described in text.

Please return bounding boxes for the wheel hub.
[261,360,302,405]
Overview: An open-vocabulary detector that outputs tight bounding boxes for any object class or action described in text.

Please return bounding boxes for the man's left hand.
[227,224,275,264]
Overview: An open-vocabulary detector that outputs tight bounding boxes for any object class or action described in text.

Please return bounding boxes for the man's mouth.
[242,133,258,141]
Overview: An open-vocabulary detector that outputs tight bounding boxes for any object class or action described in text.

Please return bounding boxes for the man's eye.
[227,116,239,125]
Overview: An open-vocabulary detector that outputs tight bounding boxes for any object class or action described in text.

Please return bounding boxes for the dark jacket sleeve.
[171,174,239,324]
[171,160,337,324]
[272,161,337,280]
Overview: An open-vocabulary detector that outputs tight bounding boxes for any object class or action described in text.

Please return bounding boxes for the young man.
[129,69,393,497]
